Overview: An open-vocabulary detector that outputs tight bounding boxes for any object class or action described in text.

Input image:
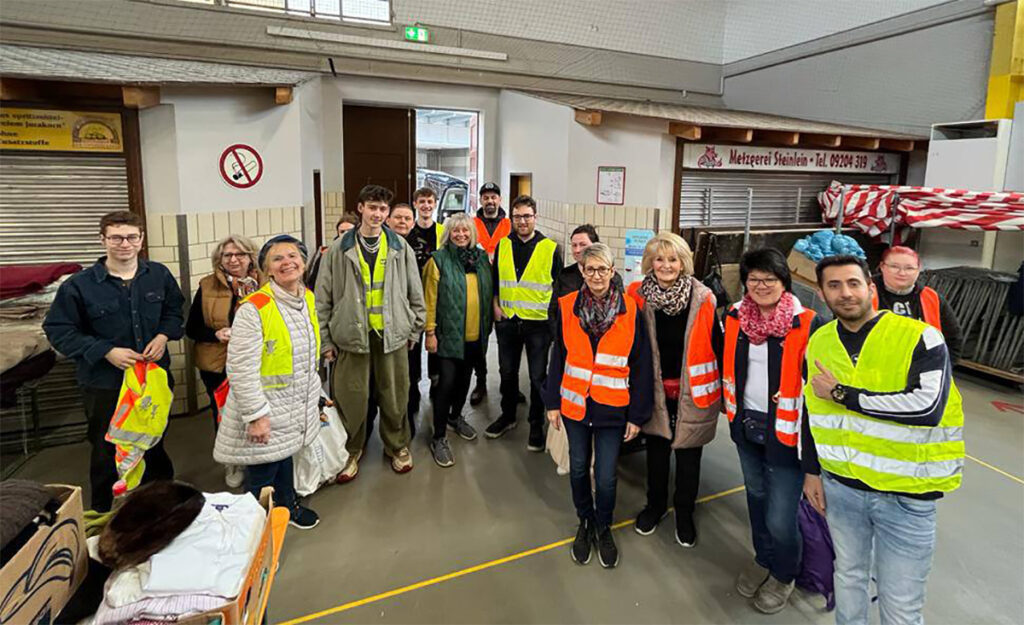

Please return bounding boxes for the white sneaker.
[225,465,245,488]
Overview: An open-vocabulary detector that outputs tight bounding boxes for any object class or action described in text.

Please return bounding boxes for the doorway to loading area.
[415,109,478,223]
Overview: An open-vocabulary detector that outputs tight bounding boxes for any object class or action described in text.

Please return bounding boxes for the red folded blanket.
[0,263,82,300]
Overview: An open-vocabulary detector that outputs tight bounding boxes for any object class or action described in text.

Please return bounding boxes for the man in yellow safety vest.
[487,195,563,452]
[801,254,964,625]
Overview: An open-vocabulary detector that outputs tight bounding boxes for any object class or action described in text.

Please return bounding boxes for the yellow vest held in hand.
[107,361,173,494]
[804,313,964,494]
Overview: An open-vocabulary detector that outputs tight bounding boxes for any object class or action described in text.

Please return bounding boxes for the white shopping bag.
[295,386,349,496]
[546,421,570,476]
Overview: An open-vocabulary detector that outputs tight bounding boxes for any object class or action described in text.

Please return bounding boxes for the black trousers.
[246,456,296,511]
[644,434,704,517]
[408,335,439,414]
[83,387,174,512]
[472,326,489,384]
[199,369,227,430]
[495,318,551,426]
[432,341,481,439]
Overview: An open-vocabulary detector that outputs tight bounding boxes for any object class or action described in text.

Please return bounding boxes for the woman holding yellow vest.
[543,243,652,568]
[214,235,321,530]
[802,255,963,625]
[626,232,722,549]
[186,234,261,487]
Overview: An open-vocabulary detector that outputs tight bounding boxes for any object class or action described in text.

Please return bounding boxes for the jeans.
[495,319,551,426]
[644,434,703,517]
[199,369,227,430]
[563,417,624,528]
[823,473,937,625]
[83,387,174,512]
[735,440,804,583]
[432,341,480,439]
[246,456,296,511]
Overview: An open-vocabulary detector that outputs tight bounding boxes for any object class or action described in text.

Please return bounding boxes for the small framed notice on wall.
[596,166,625,205]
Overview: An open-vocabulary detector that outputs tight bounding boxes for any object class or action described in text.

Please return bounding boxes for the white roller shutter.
[0,154,129,265]
[678,170,894,229]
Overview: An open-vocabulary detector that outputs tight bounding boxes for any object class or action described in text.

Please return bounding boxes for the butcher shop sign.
[683,143,900,174]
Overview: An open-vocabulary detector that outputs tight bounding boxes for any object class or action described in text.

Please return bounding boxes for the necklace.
[358,232,381,254]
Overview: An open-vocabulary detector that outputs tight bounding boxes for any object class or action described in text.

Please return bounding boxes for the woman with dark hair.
[724,247,822,614]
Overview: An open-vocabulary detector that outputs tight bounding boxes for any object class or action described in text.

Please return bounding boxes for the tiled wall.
[535,199,662,271]
[324,191,345,243]
[146,206,303,416]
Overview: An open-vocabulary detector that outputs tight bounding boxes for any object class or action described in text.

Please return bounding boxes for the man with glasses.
[488,195,562,451]
[44,211,184,512]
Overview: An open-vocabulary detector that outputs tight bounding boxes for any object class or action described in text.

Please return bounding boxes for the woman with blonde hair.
[422,212,493,467]
[626,231,723,548]
[186,234,261,487]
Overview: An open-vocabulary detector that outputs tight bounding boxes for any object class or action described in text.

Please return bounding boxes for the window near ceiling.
[176,0,391,24]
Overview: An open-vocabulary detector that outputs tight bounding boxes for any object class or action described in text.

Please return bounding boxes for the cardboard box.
[178,490,288,625]
[0,485,88,625]
[787,249,819,286]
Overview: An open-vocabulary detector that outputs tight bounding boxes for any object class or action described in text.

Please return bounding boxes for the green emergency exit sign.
[404,26,429,43]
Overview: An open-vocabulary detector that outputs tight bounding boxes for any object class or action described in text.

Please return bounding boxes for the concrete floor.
[9,361,1024,625]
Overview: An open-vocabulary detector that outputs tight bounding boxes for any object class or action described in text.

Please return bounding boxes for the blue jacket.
[43,257,185,390]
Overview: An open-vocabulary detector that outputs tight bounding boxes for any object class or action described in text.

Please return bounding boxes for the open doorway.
[509,173,532,199]
[415,109,478,224]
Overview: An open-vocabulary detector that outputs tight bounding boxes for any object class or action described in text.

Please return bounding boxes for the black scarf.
[454,245,479,273]
[576,282,625,340]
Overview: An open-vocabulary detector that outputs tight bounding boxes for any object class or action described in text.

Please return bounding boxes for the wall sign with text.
[682,143,900,174]
[597,166,626,205]
[0,108,123,153]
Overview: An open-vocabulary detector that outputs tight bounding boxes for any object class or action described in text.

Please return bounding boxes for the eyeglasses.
[583,266,612,277]
[511,214,535,222]
[746,277,780,287]
[221,252,248,260]
[883,263,919,273]
[105,234,142,245]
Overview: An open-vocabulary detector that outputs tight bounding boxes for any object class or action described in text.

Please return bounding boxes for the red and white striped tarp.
[818,182,1024,240]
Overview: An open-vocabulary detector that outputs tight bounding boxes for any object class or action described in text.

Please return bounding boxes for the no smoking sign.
[219,144,263,189]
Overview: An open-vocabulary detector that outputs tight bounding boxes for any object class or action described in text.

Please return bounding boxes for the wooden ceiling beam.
[879,138,916,152]
[574,109,603,126]
[275,86,293,105]
[754,129,800,145]
[668,122,701,140]
[702,126,753,143]
[842,136,881,150]
[800,133,841,148]
[121,86,160,109]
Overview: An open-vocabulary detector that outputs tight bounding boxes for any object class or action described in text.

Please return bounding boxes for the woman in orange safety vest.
[626,231,722,549]
[543,243,652,570]
[724,248,823,614]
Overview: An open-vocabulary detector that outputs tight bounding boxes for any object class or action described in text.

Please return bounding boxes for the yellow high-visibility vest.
[496,237,556,321]
[242,282,321,390]
[357,231,388,332]
[804,313,964,494]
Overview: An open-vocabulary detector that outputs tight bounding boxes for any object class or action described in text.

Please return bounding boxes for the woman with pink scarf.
[723,248,824,615]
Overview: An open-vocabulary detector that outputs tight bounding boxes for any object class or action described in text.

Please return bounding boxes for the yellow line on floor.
[278,484,746,625]
[967,454,1024,485]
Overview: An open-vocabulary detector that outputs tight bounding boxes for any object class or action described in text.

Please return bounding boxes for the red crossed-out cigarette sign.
[219,144,264,189]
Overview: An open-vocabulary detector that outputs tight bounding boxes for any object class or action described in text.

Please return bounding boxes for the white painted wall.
[139,103,181,215]
[298,78,323,242]
[499,91,570,202]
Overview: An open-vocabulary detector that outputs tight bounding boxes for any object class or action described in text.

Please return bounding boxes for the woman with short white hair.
[627,231,723,548]
[422,213,494,467]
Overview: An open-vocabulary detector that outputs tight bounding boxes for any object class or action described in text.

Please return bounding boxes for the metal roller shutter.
[0,154,129,457]
[0,154,129,265]
[678,170,894,229]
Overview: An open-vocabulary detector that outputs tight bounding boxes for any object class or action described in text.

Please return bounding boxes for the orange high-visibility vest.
[871,286,942,332]
[627,281,721,409]
[722,307,816,447]
[559,291,637,421]
[475,216,511,260]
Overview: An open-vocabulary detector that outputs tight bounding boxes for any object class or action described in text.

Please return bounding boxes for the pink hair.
[881,245,920,265]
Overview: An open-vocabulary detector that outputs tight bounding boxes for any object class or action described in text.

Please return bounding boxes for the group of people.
[42,182,965,623]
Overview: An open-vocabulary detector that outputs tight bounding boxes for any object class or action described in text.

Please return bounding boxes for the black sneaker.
[634,507,667,536]
[447,416,478,441]
[527,424,545,452]
[571,518,593,565]
[595,524,619,568]
[675,512,697,548]
[289,505,320,530]
[484,416,517,439]
[469,381,487,406]
[430,437,455,468]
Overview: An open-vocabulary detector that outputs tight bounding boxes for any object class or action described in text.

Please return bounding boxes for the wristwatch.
[831,384,848,403]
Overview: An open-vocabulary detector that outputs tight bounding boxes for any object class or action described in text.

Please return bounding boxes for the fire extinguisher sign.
[219,144,264,189]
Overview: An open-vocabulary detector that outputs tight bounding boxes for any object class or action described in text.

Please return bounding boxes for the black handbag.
[741,409,769,445]
[702,234,730,307]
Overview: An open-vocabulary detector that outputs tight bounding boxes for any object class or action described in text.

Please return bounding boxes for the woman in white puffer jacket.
[214,234,321,530]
